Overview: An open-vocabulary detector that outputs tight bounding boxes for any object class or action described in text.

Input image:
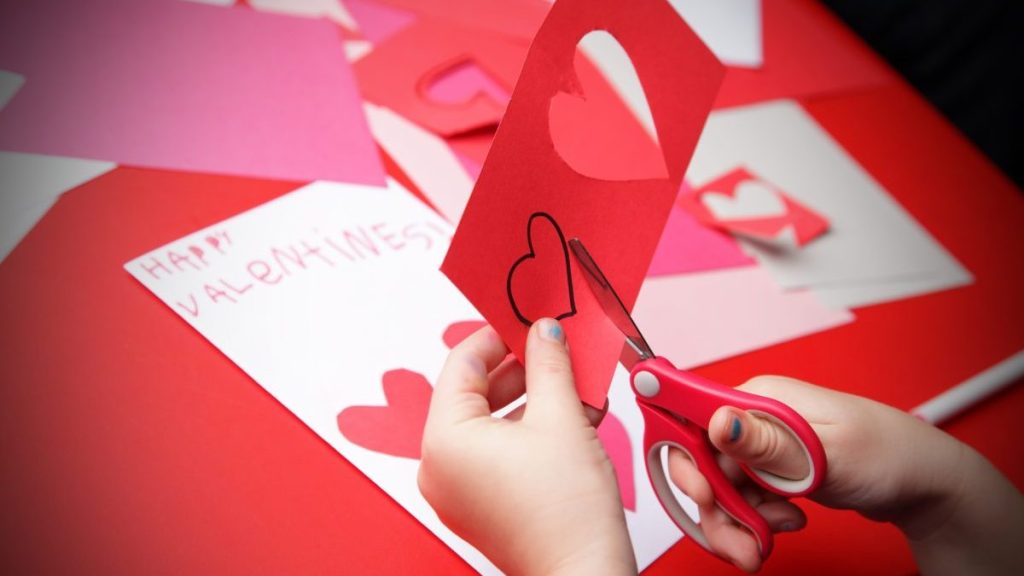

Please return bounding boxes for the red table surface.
[2,18,1023,576]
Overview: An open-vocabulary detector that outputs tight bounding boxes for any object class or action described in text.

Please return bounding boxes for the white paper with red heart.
[124,179,688,573]
[678,166,830,247]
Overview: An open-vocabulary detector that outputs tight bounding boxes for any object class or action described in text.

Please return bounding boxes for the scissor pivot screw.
[633,370,660,398]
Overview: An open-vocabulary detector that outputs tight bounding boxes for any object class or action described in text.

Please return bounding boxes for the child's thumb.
[709,406,810,480]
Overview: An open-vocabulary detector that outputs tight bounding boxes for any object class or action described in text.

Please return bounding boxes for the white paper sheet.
[363,103,475,225]
[0,152,115,262]
[686,100,971,308]
[668,0,762,68]
[634,267,853,369]
[124,180,687,573]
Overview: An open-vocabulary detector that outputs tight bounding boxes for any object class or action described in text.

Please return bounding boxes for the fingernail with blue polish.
[539,319,565,343]
[728,414,742,443]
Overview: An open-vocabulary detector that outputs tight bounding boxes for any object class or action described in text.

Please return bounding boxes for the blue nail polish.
[729,415,741,442]
[549,324,564,342]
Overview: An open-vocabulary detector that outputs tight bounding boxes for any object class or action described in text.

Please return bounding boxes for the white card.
[668,0,762,68]
[0,152,115,262]
[686,100,971,308]
[124,180,686,573]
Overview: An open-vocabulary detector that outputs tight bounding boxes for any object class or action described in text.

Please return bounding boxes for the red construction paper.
[336,369,432,460]
[354,20,527,136]
[678,167,829,247]
[374,0,549,42]
[714,0,895,109]
[442,0,723,408]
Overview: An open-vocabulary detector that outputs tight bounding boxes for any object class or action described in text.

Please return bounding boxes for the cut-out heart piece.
[506,212,576,326]
[336,369,432,459]
[443,320,488,349]
[548,32,668,181]
[597,412,636,511]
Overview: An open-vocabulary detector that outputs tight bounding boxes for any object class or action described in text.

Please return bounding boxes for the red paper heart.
[506,212,576,326]
[442,320,488,349]
[547,40,668,181]
[597,411,636,511]
[336,369,432,460]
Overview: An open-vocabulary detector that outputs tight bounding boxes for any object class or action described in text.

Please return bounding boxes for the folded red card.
[442,0,723,408]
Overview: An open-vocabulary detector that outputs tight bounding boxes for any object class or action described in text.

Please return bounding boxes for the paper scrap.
[0,0,384,185]
[679,166,829,247]
[354,19,525,136]
[633,267,854,369]
[686,100,971,308]
[668,0,763,68]
[0,152,115,262]
[363,104,475,224]
[443,0,723,408]
[647,201,754,278]
[343,0,417,44]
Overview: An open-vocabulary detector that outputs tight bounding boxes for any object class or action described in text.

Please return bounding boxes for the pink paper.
[0,0,384,185]
[344,0,416,44]
[633,267,853,369]
[647,204,754,277]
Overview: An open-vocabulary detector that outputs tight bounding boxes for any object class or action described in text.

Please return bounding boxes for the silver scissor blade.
[568,238,655,363]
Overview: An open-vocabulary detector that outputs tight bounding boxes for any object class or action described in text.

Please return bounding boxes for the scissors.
[568,238,827,561]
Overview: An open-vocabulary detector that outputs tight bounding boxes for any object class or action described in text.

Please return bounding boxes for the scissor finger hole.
[745,410,817,494]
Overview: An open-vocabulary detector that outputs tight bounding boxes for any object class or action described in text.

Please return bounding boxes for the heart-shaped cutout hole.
[506,212,576,326]
[548,31,668,181]
[702,180,788,221]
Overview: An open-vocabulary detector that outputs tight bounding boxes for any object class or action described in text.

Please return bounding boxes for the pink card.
[678,167,830,247]
[647,202,754,277]
[0,0,384,185]
[442,0,723,408]
[633,267,853,369]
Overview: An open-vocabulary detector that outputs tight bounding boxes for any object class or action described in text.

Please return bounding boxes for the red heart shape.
[336,369,432,460]
[506,212,576,326]
[442,320,488,349]
[597,411,636,511]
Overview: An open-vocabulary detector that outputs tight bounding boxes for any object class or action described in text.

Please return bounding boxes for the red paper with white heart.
[679,167,829,247]
[442,0,723,408]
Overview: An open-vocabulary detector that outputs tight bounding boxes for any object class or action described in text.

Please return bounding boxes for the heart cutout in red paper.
[548,31,668,181]
[336,369,432,460]
[506,212,576,326]
[597,411,636,511]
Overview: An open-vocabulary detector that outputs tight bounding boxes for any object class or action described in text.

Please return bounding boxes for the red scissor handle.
[639,401,775,559]
[631,357,826,497]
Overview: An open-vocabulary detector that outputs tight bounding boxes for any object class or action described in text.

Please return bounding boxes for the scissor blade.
[568,238,655,363]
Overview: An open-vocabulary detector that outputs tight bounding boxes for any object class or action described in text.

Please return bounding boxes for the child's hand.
[418,320,637,576]
[671,376,1024,574]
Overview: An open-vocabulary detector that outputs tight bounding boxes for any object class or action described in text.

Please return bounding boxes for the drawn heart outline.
[506,212,577,326]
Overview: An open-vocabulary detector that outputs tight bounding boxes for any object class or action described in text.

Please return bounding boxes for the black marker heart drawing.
[506,212,576,326]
